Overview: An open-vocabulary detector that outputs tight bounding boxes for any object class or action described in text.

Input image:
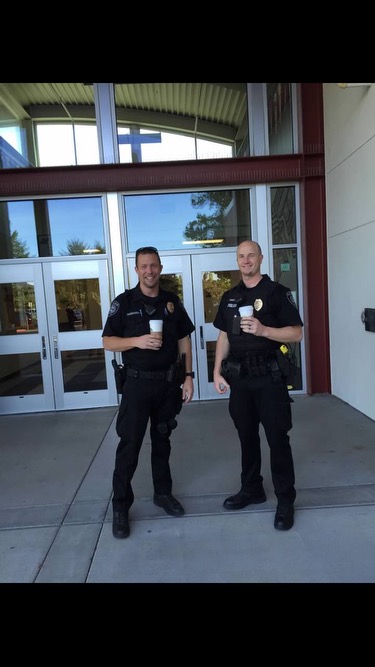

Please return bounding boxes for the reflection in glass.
[55,278,102,333]
[1,83,249,170]
[271,186,296,244]
[114,83,248,163]
[159,274,183,301]
[273,247,302,391]
[0,83,97,169]
[61,349,107,392]
[0,281,38,335]
[0,128,32,168]
[267,83,294,155]
[273,248,298,302]
[0,353,42,396]
[203,270,239,323]
[125,190,250,252]
[0,197,105,259]
[206,341,216,383]
[0,90,35,168]
[117,127,233,163]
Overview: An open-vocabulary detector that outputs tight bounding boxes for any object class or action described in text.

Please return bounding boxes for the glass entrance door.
[191,253,239,399]
[0,260,117,414]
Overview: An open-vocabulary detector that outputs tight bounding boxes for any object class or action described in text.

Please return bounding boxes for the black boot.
[112,510,130,538]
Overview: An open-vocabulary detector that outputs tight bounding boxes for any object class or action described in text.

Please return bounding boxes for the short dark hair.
[135,246,161,266]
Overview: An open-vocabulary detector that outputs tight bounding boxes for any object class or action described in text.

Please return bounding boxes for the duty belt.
[126,367,170,380]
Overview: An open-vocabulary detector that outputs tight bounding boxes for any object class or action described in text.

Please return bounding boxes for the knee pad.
[157,418,177,435]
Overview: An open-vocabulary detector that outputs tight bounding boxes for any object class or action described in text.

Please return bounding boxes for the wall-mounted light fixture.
[338,83,373,88]
[361,308,375,332]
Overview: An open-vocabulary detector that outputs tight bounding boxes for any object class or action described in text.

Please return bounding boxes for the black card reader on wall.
[361,308,375,332]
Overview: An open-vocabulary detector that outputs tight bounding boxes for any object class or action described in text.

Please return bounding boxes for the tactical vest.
[224,278,281,359]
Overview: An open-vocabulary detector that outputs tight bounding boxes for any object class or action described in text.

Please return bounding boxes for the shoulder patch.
[108,300,120,317]
[286,290,297,307]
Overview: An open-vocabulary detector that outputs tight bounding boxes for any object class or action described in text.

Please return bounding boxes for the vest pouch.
[221,359,242,380]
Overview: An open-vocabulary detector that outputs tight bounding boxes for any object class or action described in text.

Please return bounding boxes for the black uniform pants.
[112,376,180,511]
[228,372,296,505]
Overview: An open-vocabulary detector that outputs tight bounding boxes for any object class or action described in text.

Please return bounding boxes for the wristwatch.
[185,371,195,378]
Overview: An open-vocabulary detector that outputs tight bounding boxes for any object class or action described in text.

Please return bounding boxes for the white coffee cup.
[149,319,163,338]
[239,305,254,317]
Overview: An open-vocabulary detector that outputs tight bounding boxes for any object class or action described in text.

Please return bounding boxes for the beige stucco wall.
[323,83,375,420]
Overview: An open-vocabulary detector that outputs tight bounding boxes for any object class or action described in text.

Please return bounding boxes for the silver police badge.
[254,298,263,311]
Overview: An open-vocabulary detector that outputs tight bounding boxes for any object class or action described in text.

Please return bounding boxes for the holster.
[112,359,126,394]
[166,353,186,385]
[275,348,298,388]
[275,349,290,378]
[174,386,183,416]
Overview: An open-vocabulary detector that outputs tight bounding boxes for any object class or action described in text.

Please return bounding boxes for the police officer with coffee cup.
[102,246,195,538]
[213,240,303,530]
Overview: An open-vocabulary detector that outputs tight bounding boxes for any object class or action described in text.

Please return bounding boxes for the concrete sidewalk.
[1,394,375,583]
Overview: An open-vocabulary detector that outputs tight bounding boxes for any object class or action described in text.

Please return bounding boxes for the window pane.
[0,353,43,396]
[0,200,37,259]
[273,247,302,391]
[55,278,102,332]
[203,270,239,323]
[273,248,298,305]
[1,83,251,169]
[125,190,250,251]
[36,124,99,167]
[0,127,33,168]
[206,341,216,383]
[159,274,183,302]
[37,124,76,166]
[0,281,38,334]
[0,197,105,259]
[115,83,248,163]
[267,83,294,155]
[0,83,97,169]
[118,127,232,163]
[271,186,296,244]
[61,349,107,392]
[74,125,100,165]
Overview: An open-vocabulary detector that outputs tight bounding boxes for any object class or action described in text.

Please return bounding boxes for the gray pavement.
[1,393,375,583]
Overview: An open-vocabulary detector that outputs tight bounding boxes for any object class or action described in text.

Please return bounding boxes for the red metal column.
[300,82,331,393]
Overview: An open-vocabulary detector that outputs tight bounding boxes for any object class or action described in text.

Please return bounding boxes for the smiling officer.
[102,246,195,539]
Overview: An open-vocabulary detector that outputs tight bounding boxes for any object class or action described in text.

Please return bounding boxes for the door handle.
[200,325,204,349]
[41,335,47,360]
[53,335,59,359]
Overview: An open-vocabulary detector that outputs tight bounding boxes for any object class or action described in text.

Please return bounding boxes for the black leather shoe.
[112,510,130,538]
[274,504,294,531]
[223,489,266,509]
[154,493,185,516]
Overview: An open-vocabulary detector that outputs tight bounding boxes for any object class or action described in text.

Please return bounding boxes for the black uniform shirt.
[102,284,195,370]
[213,274,303,360]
